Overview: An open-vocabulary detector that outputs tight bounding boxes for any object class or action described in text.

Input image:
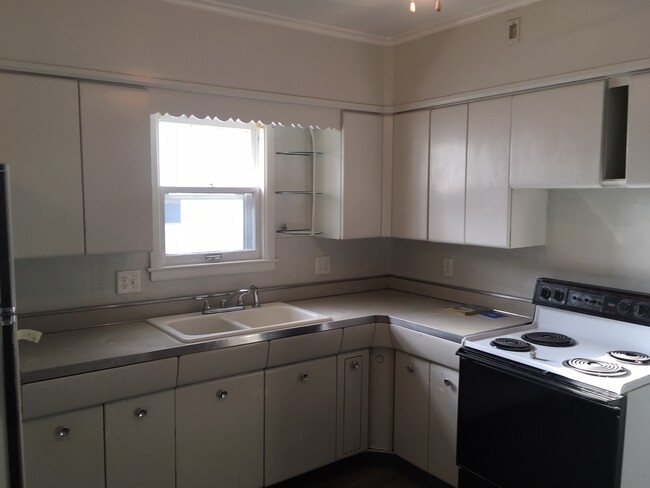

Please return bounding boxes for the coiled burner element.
[608,351,650,365]
[521,332,576,347]
[563,358,629,377]
[490,338,532,352]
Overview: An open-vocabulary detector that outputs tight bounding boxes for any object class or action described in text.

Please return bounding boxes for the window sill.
[149,259,277,282]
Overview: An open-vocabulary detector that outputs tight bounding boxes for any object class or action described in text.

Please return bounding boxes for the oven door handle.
[458,347,625,407]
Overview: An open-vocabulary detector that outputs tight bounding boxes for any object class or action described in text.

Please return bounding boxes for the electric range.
[456,278,650,488]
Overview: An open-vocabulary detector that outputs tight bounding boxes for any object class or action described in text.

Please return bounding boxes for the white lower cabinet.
[264,356,337,485]
[22,406,105,488]
[393,351,430,471]
[104,390,175,488]
[176,371,264,488]
[428,363,459,487]
[394,351,460,487]
[336,350,370,459]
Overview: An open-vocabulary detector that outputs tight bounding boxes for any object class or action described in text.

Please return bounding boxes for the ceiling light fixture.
[409,0,442,14]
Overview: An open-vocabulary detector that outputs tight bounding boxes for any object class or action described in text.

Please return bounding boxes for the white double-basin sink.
[147,302,332,343]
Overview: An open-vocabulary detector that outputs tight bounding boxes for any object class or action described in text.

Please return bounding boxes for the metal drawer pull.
[56,426,70,438]
[351,361,360,369]
[217,389,228,399]
[134,408,148,419]
[300,373,309,382]
[443,378,453,387]
[406,364,415,373]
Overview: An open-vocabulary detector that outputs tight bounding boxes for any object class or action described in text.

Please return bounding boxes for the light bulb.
[435,0,441,11]
[410,0,416,13]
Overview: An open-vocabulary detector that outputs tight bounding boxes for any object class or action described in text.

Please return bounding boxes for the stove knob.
[540,286,551,300]
[635,302,650,318]
[617,300,633,315]
[553,289,565,302]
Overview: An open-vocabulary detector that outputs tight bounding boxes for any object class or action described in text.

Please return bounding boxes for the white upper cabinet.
[80,82,153,254]
[466,97,547,248]
[340,112,383,239]
[428,105,467,244]
[510,81,606,188]
[0,73,85,258]
[624,72,650,187]
[392,111,430,241]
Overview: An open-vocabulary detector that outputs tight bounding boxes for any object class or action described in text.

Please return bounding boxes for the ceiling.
[166,0,542,45]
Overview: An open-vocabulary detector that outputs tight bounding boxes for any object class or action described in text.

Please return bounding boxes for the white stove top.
[463,307,650,395]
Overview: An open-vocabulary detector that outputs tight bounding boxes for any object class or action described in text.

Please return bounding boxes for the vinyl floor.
[271,453,454,488]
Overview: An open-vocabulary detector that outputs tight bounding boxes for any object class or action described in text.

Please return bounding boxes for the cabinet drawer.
[177,341,268,386]
[267,329,342,367]
[340,324,375,352]
[22,358,178,419]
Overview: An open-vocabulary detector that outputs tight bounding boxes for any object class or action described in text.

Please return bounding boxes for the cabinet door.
[23,406,104,488]
[626,72,650,187]
[80,82,153,253]
[428,105,467,244]
[428,363,460,488]
[510,81,605,188]
[466,97,511,247]
[393,351,430,471]
[341,112,382,239]
[265,356,337,485]
[336,350,369,459]
[176,371,264,488]
[0,73,84,258]
[392,111,430,240]
[104,390,175,488]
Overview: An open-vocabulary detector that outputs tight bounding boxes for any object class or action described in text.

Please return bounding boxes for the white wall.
[393,0,650,105]
[392,189,650,300]
[0,0,386,106]
[15,238,391,313]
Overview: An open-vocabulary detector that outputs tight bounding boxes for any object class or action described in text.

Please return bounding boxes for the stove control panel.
[533,278,650,327]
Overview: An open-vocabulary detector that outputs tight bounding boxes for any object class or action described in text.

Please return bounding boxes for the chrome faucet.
[195,285,261,314]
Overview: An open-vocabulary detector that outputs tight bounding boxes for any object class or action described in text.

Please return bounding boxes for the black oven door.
[457,348,625,488]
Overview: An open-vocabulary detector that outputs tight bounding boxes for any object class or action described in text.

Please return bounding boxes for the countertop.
[19,289,533,384]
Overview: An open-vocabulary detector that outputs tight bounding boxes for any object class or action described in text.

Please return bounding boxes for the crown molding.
[164,0,542,46]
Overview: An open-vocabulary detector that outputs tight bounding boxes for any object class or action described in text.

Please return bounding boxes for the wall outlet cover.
[315,256,331,275]
[117,270,141,294]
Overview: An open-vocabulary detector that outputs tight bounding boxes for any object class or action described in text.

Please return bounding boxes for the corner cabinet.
[0,73,153,257]
[510,81,606,188]
[336,349,370,459]
[392,111,430,241]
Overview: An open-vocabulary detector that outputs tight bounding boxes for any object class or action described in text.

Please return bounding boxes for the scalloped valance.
[149,88,341,130]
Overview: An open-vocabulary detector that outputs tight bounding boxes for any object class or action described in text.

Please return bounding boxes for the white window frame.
[149,114,275,281]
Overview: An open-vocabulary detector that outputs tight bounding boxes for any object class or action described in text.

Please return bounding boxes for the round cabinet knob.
[217,389,228,399]
[406,364,415,373]
[56,426,70,438]
[351,361,360,370]
[134,408,147,419]
[443,378,453,387]
[300,373,309,382]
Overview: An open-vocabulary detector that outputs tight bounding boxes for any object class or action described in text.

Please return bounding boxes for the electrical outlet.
[315,256,331,275]
[116,270,141,294]
[443,258,454,277]
[507,18,521,45]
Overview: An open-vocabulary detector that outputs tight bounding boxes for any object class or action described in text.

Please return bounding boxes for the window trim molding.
[149,114,276,280]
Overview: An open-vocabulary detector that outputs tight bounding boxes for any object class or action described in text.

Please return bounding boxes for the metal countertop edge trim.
[18,274,530,319]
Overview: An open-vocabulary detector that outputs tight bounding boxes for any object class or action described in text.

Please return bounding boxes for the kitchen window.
[149,114,275,280]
